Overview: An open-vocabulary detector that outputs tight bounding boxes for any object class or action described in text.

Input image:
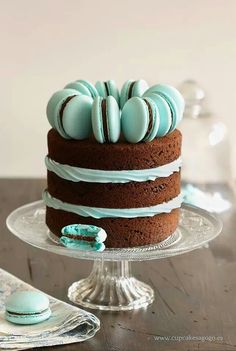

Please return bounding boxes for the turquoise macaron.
[64,80,98,98]
[121,96,159,143]
[95,80,120,105]
[46,89,80,128]
[60,224,107,251]
[120,79,148,108]
[54,94,93,140]
[147,93,172,137]
[144,84,185,131]
[5,291,51,325]
[92,96,120,143]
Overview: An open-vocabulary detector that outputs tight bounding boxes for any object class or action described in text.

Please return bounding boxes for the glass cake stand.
[6,201,222,311]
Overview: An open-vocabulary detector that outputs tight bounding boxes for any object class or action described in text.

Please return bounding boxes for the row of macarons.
[46,79,185,143]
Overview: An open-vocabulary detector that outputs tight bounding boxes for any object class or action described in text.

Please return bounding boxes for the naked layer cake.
[44,79,184,249]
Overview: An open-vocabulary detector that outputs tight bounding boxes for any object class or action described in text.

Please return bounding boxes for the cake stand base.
[68,260,154,311]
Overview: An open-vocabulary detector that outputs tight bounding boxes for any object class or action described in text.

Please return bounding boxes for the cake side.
[47,128,181,170]
[46,207,180,248]
[45,129,182,248]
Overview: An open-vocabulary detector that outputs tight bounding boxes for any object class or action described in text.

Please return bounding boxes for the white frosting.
[43,191,183,219]
[45,156,182,183]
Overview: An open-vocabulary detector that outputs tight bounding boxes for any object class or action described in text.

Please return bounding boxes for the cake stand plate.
[6,201,222,311]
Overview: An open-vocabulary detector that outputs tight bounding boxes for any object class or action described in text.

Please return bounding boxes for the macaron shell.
[6,308,51,325]
[54,98,72,139]
[106,80,120,105]
[95,81,107,97]
[62,95,93,140]
[143,97,160,142]
[5,291,49,313]
[46,89,80,128]
[64,82,92,96]
[92,96,105,143]
[144,84,185,121]
[76,80,98,98]
[60,237,105,251]
[132,80,149,98]
[106,96,120,143]
[157,92,178,132]
[121,97,149,143]
[147,93,172,136]
[120,80,133,109]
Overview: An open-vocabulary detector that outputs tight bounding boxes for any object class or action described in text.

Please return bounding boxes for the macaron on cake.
[95,80,120,104]
[60,224,107,251]
[92,96,120,143]
[64,79,98,98]
[5,291,51,325]
[120,79,149,108]
[121,97,159,143]
[54,94,93,139]
[144,84,185,132]
[44,79,184,248]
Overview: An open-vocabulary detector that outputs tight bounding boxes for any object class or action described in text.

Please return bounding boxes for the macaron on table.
[5,291,51,325]
[6,78,222,311]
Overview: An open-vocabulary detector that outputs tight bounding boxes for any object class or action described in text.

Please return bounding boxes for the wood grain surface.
[0,179,235,351]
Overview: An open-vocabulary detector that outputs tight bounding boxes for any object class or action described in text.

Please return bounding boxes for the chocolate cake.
[44,79,184,249]
[44,129,182,248]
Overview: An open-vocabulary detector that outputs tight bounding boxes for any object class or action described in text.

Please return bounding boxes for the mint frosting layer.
[43,191,183,219]
[45,156,182,183]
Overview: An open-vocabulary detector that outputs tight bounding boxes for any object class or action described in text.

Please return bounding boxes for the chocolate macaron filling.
[101,99,109,142]
[62,233,96,242]
[143,99,154,139]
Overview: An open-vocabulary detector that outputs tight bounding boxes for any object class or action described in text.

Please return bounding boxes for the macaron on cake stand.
[7,202,222,311]
[7,80,222,311]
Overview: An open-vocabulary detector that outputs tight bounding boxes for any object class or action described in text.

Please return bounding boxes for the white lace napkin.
[0,268,100,350]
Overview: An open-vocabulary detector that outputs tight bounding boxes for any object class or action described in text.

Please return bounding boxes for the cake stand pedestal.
[7,201,222,311]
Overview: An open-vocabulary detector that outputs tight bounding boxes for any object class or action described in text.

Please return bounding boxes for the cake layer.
[47,171,180,208]
[47,128,181,170]
[46,207,180,248]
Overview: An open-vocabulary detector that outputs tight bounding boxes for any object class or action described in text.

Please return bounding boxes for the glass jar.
[178,80,232,212]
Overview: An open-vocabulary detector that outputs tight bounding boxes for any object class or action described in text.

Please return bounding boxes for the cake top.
[46,79,185,144]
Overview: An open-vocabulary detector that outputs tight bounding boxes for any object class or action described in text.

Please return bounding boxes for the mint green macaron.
[144,84,185,131]
[121,96,159,143]
[54,94,93,139]
[46,89,80,128]
[95,80,120,105]
[120,79,148,108]
[147,93,172,137]
[5,291,51,325]
[64,80,98,98]
[92,96,120,143]
[60,224,107,251]
[76,80,99,98]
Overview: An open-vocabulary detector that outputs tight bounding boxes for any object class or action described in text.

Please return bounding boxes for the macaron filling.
[59,95,77,137]
[101,99,109,142]
[61,233,95,242]
[143,99,154,140]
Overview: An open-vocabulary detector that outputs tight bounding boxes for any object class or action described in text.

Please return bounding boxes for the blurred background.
[0,0,235,178]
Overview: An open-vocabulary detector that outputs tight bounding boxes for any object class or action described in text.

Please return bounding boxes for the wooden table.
[1,179,235,351]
